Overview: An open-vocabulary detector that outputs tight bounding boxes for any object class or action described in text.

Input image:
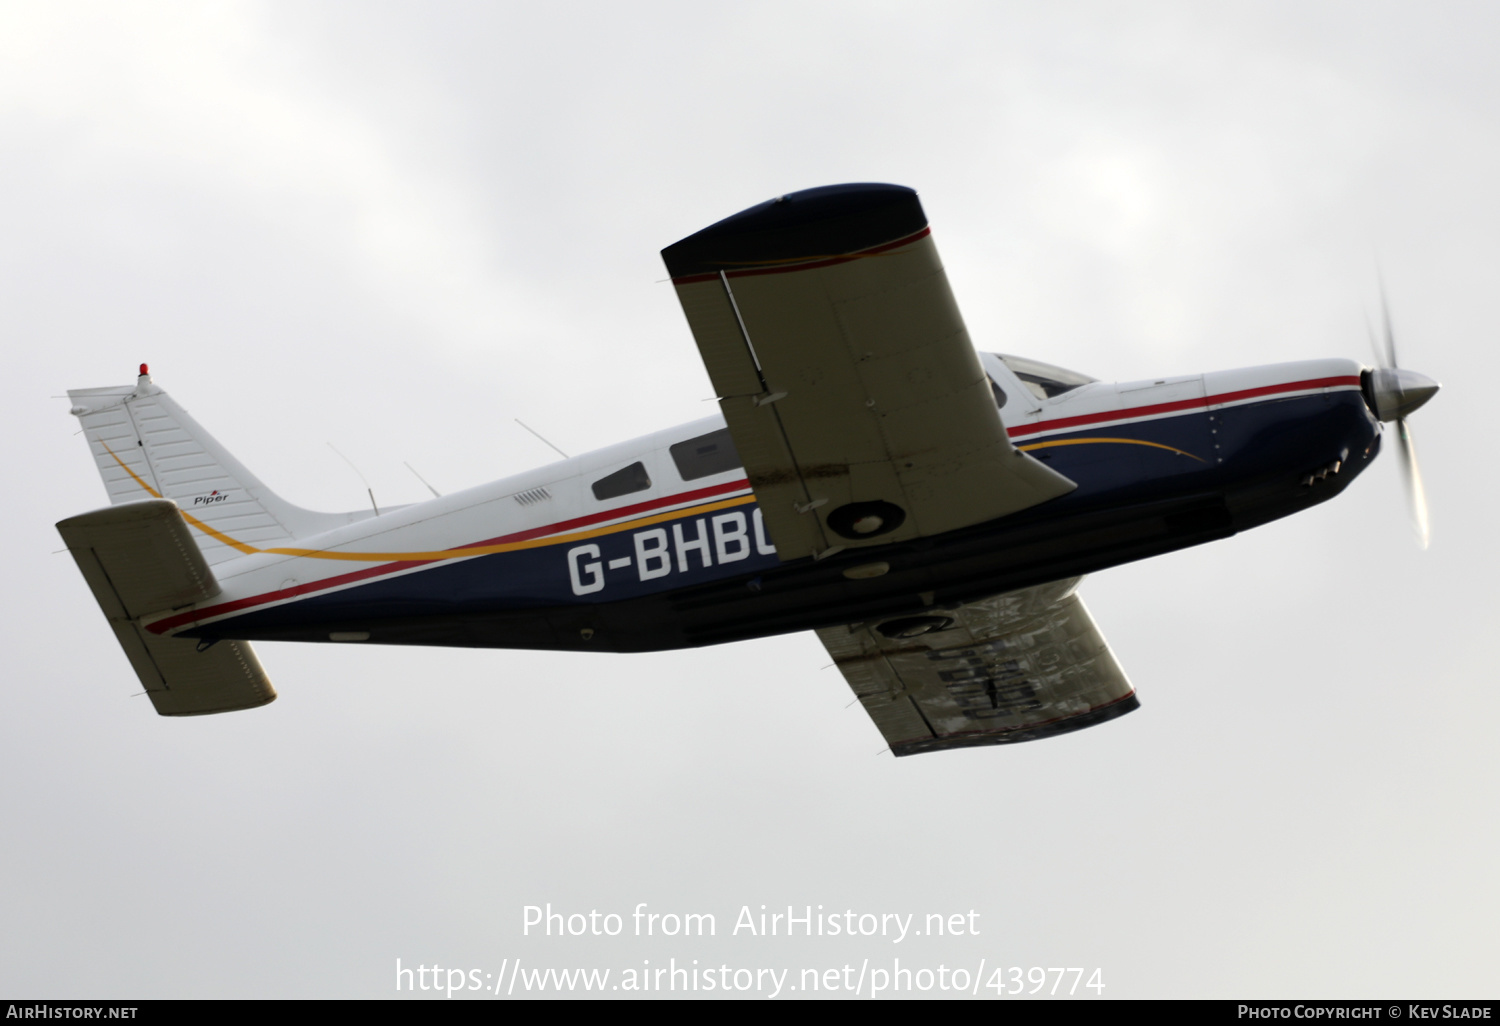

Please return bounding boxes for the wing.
[816,579,1136,756]
[663,183,1075,561]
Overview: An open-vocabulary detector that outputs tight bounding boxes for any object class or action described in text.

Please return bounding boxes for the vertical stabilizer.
[68,368,357,564]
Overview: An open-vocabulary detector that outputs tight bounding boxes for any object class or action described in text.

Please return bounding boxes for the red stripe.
[669,227,932,285]
[147,477,753,634]
[1006,375,1360,438]
[149,557,439,634]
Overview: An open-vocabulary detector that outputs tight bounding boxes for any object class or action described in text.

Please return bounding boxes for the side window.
[591,461,651,501]
[670,429,742,481]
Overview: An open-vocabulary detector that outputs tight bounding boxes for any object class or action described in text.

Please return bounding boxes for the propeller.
[1365,287,1439,548]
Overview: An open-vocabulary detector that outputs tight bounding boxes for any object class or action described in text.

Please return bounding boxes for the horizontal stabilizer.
[107,623,274,716]
[58,499,220,618]
[57,499,276,715]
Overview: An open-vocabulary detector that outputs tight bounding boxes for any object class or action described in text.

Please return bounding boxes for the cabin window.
[997,354,1097,400]
[591,461,651,501]
[670,429,742,481]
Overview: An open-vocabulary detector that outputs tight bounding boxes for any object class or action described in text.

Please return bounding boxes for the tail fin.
[68,368,359,564]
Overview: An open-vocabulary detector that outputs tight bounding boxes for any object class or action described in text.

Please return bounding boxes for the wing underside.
[817,579,1137,756]
[664,184,1075,562]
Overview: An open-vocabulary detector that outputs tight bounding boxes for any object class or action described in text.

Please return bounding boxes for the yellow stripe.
[1018,436,1206,463]
[100,439,754,562]
[101,441,261,554]
[101,440,163,499]
[256,495,757,562]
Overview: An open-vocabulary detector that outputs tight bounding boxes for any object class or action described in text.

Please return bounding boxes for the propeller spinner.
[1364,292,1439,548]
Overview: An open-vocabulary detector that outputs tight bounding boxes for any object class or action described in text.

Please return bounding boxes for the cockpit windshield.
[995,354,1097,400]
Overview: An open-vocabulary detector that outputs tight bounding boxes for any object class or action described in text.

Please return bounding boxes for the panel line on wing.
[720,271,768,381]
[718,269,824,530]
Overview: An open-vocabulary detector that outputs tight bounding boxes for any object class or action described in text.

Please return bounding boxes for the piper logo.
[192,490,229,506]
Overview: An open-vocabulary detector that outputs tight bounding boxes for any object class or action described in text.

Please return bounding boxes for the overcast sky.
[2,1,1495,999]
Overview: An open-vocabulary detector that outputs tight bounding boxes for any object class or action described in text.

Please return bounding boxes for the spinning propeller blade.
[1365,285,1438,548]
[1397,419,1430,550]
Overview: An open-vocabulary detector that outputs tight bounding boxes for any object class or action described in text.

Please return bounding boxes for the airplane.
[56,183,1440,756]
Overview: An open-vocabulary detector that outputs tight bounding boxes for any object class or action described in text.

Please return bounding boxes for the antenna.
[514,419,569,459]
[327,442,379,515]
[404,461,442,498]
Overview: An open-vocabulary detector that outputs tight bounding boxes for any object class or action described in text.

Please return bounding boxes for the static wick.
[404,462,442,498]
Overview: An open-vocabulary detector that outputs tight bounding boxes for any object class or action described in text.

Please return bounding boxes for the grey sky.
[2,1,1494,998]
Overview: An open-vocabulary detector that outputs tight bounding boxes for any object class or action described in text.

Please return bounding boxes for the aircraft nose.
[1367,367,1440,422]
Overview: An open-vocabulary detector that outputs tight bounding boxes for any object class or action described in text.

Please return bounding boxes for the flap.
[816,579,1137,756]
[664,184,1075,561]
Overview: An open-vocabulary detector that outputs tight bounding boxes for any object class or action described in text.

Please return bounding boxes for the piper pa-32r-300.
[58,184,1439,756]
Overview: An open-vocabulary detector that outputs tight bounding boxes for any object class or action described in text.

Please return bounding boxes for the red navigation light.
[139,363,149,376]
